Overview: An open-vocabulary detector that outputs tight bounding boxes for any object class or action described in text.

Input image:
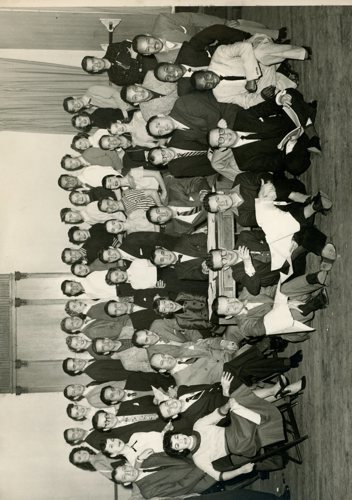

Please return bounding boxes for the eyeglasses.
[217,129,226,147]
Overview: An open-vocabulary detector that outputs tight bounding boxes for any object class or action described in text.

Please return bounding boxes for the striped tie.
[219,74,246,81]
[176,206,201,216]
[177,151,206,157]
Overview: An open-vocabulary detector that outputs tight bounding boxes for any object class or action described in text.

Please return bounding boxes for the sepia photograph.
[0,1,351,499]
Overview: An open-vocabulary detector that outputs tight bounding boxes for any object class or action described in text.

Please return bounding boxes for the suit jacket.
[82,147,123,171]
[83,319,128,340]
[143,70,178,95]
[172,354,231,386]
[83,223,116,264]
[171,292,211,331]
[163,210,208,236]
[169,128,211,152]
[87,302,132,325]
[149,318,203,342]
[83,359,133,382]
[158,265,209,296]
[136,452,215,498]
[164,175,210,206]
[166,151,216,178]
[124,370,175,392]
[117,395,158,416]
[139,92,179,122]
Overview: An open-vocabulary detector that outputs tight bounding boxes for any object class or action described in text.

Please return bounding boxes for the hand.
[237,463,255,474]
[163,421,174,432]
[201,260,210,275]
[245,79,257,93]
[237,245,251,262]
[160,190,168,205]
[221,371,234,397]
[137,449,154,462]
[276,90,292,107]
[156,280,166,289]
[167,386,178,398]
[220,339,238,351]
[261,85,276,101]
[225,20,240,28]
[258,179,277,201]
[217,118,227,129]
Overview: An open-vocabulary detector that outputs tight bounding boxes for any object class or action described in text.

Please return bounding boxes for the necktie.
[240,133,260,140]
[176,206,201,216]
[178,357,197,365]
[142,465,169,473]
[177,151,206,157]
[184,391,203,402]
[250,250,271,263]
[219,74,246,81]
[126,391,137,398]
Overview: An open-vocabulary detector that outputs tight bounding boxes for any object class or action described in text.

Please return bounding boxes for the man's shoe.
[312,191,332,214]
[300,289,329,316]
[307,136,322,155]
[320,242,337,271]
[277,26,288,42]
[303,45,312,60]
[280,485,291,500]
[289,350,303,368]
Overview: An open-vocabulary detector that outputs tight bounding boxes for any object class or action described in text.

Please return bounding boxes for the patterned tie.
[141,465,170,473]
[250,250,271,263]
[177,151,206,157]
[176,206,201,216]
[184,390,203,402]
[219,74,246,81]
[178,357,197,365]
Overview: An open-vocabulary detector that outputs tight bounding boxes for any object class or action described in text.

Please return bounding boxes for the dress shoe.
[312,191,332,214]
[279,485,291,499]
[320,243,337,271]
[289,350,303,368]
[300,288,329,316]
[307,136,322,155]
[281,376,307,397]
[303,45,312,59]
[277,26,288,42]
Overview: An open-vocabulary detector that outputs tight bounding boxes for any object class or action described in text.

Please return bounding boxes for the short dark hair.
[61,248,74,264]
[119,86,129,104]
[102,175,115,189]
[98,248,111,263]
[211,296,227,317]
[92,410,106,430]
[67,403,86,421]
[104,300,116,317]
[131,330,144,348]
[145,115,159,137]
[61,280,83,297]
[60,208,71,223]
[105,267,123,285]
[202,192,218,213]
[131,34,148,53]
[63,97,75,113]
[145,205,158,223]
[206,248,223,271]
[163,430,190,457]
[98,135,112,150]
[149,246,160,265]
[189,70,206,90]
[100,385,116,406]
[58,174,77,191]
[69,446,96,471]
[62,357,78,376]
[69,190,89,206]
[147,148,160,165]
[153,62,169,81]
[64,385,83,402]
[67,226,80,244]
[61,154,73,169]
[71,132,90,152]
[71,111,92,133]
[71,262,90,277]
[66,335,86,353]
[152,296,172,317]
[81,56,105,74]
[64,428,84,445]
[61,317,79,334]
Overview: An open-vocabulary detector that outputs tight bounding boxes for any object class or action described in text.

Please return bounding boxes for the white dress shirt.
[126,259,158,289]
[77,165,118,187]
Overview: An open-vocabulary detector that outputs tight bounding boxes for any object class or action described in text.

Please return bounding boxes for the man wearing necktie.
[151,246,209,284]
[146,204,208,235]
[148,146,215,177]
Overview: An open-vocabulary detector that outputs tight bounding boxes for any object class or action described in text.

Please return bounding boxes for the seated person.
[148,147,215,178]
[146,205,207,235]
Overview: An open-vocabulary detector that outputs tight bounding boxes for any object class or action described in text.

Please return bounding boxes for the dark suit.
[83,223,117,265]
[83,359,132,382]
[82,147,123,171]
[170,292,211,331]
[136,452,215,498]
[228,90,314,176]
[82,318,130,340]
[124,370,175,393]
[164,176,210,205]
[104,41,157,86]
[149,318,203,342]
[89,107,126,130]
[162,210,208,235]
[158,262,209,295]
[87,302,132,325]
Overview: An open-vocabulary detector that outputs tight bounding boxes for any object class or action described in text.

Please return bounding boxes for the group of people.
[58,11,336,500]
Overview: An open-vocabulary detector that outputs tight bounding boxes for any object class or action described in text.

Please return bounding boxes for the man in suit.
[213,271,330,342]
[91,337,152,373]
[104,298,158,330]
[145,318,204,343]
[81,41,157,86]
[146,205,207,235]
[191,34,307,107]
[206,229,285,296]
[148,145,216,177]
[112,451,215,498]
[151,247,209,285]
[64,426,129,451]
[61,150,123,172]
[163,175,211,206]
[62,357,131,382]
[146,91,240,148]
[64,381,125,409]
[208,89,320,175]
[120,83,179,122]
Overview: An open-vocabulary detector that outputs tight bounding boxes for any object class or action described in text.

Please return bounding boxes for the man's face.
[95,338,118,354]
[74,115,90,129]
[73,263,90,277]
[126,85,154,103]
[159,398,182,418]
[100,198,120,213]
[70,404,89,420]
[110,122,128,136]
[211,249,240,270]
[105,438,125,456]
[66,427,85,443]
[67,300,86,315]
[108,269,128,284]
[106,220,125,234]
[149,206,173,224]
[104,176,121,190]
[107,301,129,317]
[61,176,79,190]
[73,229,90,242]
[64,210,82,224]
[148,116,175,137]
[158,299,181,315]
[64,316,84,332]
[216,296,244,316]
[135,330,159,346]
[153,248,177,267]
[207,194,233,213]
[114,464,139,484]
[85,57,106,73]
[151,353,177,371]
[97,411,117,431]
[195,71,220,90]
[67,358,86,373]
[157,64,184,82]
[69,335,90,351]
[209,128,238,148]
[136,35,163,55]
[103,386,124,403]
[150,148,175,165]
[63,249,82,264]
[66,384,85,399]
[102,248,121,263]
[170,433,192,451]
[74,137,91,150]
[64,157,82,170]
[64,281,83,296]
[67,98,84,113]
[71,192,90,206]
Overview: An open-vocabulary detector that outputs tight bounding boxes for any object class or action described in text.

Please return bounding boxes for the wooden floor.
[227,6,352,500]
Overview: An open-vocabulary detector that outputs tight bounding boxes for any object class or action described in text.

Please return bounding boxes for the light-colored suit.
[149,318,203,342]
[85,380,125,408]
[211,35,300,107]
[171,350,233,386]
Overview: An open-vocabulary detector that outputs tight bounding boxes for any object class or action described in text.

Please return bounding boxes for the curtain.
[0,58,110,133]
